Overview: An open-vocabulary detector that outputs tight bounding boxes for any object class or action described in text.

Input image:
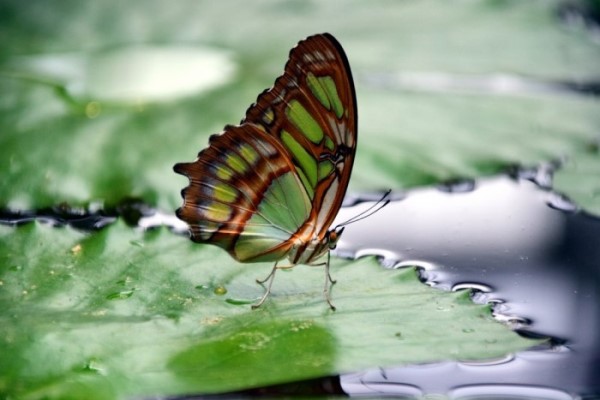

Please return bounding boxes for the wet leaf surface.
[0,221,534,398]
[554,148,600,216]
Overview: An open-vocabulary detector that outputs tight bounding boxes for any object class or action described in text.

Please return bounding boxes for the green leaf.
[353,91,600,192]
[0,222,536,399]
[553,145,600,216]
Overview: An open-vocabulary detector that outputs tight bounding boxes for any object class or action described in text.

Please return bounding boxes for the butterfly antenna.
[336,189,391,228]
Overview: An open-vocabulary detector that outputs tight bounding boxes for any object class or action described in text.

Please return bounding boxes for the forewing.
[243,33,357,240]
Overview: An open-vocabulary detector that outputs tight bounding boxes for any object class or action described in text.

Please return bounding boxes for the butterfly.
[174,33,357,310]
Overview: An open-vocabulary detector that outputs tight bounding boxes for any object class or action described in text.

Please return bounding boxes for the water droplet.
[195,284,208,290]
[9,265,22,272]
[495,314,530,329]
[452,283,492,292]
[516,163,555,188]
[546,192,577,213]
[214,285,227,295]
[129,240,144,247]
[462,328,475,333]
[470,291,494,305]
[85,101,102,118]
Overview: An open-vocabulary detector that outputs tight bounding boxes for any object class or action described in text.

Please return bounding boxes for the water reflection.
[337,177,563,262]
[335,176,600,397]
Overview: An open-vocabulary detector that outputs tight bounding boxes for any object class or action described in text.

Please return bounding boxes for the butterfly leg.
[252,261,279,309]
[325,251,337,285]
[323,252,336,311]
[255,261,278,285]
[308,252,337,310]
[253,261,296,309]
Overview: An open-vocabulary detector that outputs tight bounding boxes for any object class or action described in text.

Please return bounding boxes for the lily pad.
[354,90,600,191]
[0,221,535,399]
[553,145,600,216]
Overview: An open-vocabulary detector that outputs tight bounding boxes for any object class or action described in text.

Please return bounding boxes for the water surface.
[336,175,600,399]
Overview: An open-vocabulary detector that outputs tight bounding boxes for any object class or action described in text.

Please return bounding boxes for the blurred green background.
[1,0,599,213]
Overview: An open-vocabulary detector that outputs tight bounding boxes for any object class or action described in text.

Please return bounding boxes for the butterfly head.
[327,226,345,250]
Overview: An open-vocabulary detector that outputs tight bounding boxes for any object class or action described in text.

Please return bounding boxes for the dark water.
[335,175,600,399]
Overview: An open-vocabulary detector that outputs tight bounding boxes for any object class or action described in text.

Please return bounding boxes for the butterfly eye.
[328,227,345,249]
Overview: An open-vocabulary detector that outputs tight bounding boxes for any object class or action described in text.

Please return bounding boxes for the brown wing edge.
[242,32,358,134]
[317,33,358,225]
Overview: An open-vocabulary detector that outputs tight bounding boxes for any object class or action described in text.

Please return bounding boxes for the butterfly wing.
[174,33,357,263]
[243,33,357,246]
